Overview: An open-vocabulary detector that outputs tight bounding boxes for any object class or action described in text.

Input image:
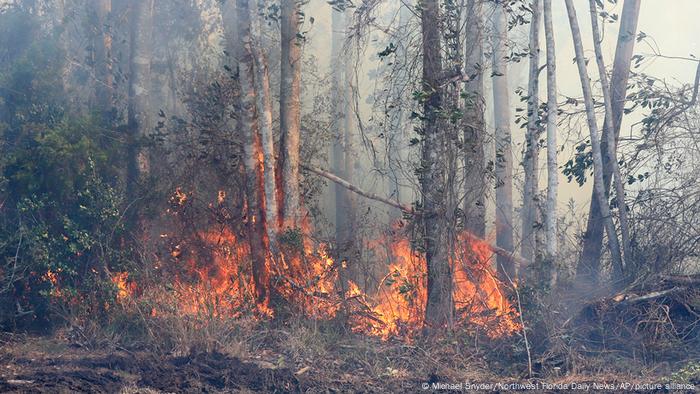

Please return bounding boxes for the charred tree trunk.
[564,0,624,283]
[126,0,153,203]
[462,0,486,239]
[521,0,541,276]
[278,0,303,229]
[331,8,357,272]
[491,2,515,282]
[236,0,270,308]
[577,0,640,285]
[249,0,280,251]
[421,0,453,328]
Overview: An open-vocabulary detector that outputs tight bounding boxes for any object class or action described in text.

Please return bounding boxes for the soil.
[0,339,301,393]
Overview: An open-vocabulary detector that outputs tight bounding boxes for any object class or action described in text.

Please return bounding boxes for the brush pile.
[568,274,700,360]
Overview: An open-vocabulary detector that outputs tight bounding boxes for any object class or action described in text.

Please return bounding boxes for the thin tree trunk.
[385,3,413,218]
[543,0,558,266]
[278,0,303,229]
[577,0,640,285]
[236,0,270,308]
[588,0,632,277]
[564,0,624,282]
[343,8,358,246]
[331,9,357,270]
[521,0,541,275]
[421,0,453,328]
[462,0,486,239]
[92,0,112,117]
[249,0,279,250]
[331,8,348,249]
[127,0,153,200]
[491,2,515,282]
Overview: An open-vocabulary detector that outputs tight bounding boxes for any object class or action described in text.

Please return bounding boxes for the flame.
[103,189,519,340]
[347,230,519,338]
[110,272,132,301]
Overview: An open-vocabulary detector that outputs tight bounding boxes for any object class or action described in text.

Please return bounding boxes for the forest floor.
[0,326,695,393]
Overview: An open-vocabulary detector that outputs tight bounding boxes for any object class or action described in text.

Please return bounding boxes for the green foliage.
[0,8,128,330]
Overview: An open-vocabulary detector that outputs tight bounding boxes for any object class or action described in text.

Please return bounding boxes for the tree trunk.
[92,0,112,118]
[543,0,558,266]
[249,0,280,250]
[577,0,640,285]
[126,0,153,200]
[588,0,632,279]
[331,8,357,268]
[462,0,486,239]
[421,0,453,328]
[278,0,303,229]
[343,8,358,247]
[521,0,541,275]
[491,2,515,282]
[236,0,270,308]
[564,0,624,282]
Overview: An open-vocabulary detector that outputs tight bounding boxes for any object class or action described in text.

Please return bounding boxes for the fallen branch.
[302,165,530,269]
[302,165,413,213]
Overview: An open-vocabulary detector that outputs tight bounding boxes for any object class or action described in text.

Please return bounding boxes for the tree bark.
[127,0,153,200]
[577,0,640,285]
[543,0,559,264]
[521,0,541,275]
[421,0,453,328]
[278,0,303,229]
[462,0,486,239]
[331,8,357,270]
[588,0,632,277]
[236,0,271,307]
[564,0,624,282]
[249,0,280,250]
[491,2,515,282]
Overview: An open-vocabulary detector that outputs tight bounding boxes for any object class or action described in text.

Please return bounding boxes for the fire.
[110,188,519,340]
[347,230,519,338]
[111,272,131,301]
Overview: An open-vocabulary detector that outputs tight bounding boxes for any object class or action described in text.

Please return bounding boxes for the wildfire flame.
[107,189,520,339]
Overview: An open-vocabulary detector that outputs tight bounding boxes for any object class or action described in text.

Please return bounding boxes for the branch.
[302,165,413,213]
[302,165,530,269]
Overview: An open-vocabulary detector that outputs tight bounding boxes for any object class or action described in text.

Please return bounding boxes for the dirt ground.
[0,334,314,393]
[0,333,696,393]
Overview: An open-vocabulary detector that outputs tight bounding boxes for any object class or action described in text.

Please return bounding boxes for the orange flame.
[115,189,519,340]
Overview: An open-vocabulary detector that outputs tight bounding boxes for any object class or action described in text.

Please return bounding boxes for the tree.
[462,0,486,239]
[577,0,641,285]
[331,7,358,269]
[126,0,153,200]
[521,0,541,273]
[587,0,632,279]
[564,0,624,282]
[91,0,112,117]
[249,0,280,251]
[235,0,271,307]
[421,0,453,327]
[491,1,515,282]
[543,0,558,266]
[278,0,303,229]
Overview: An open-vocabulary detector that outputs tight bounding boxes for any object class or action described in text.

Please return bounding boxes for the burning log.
[302,165,529,270]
